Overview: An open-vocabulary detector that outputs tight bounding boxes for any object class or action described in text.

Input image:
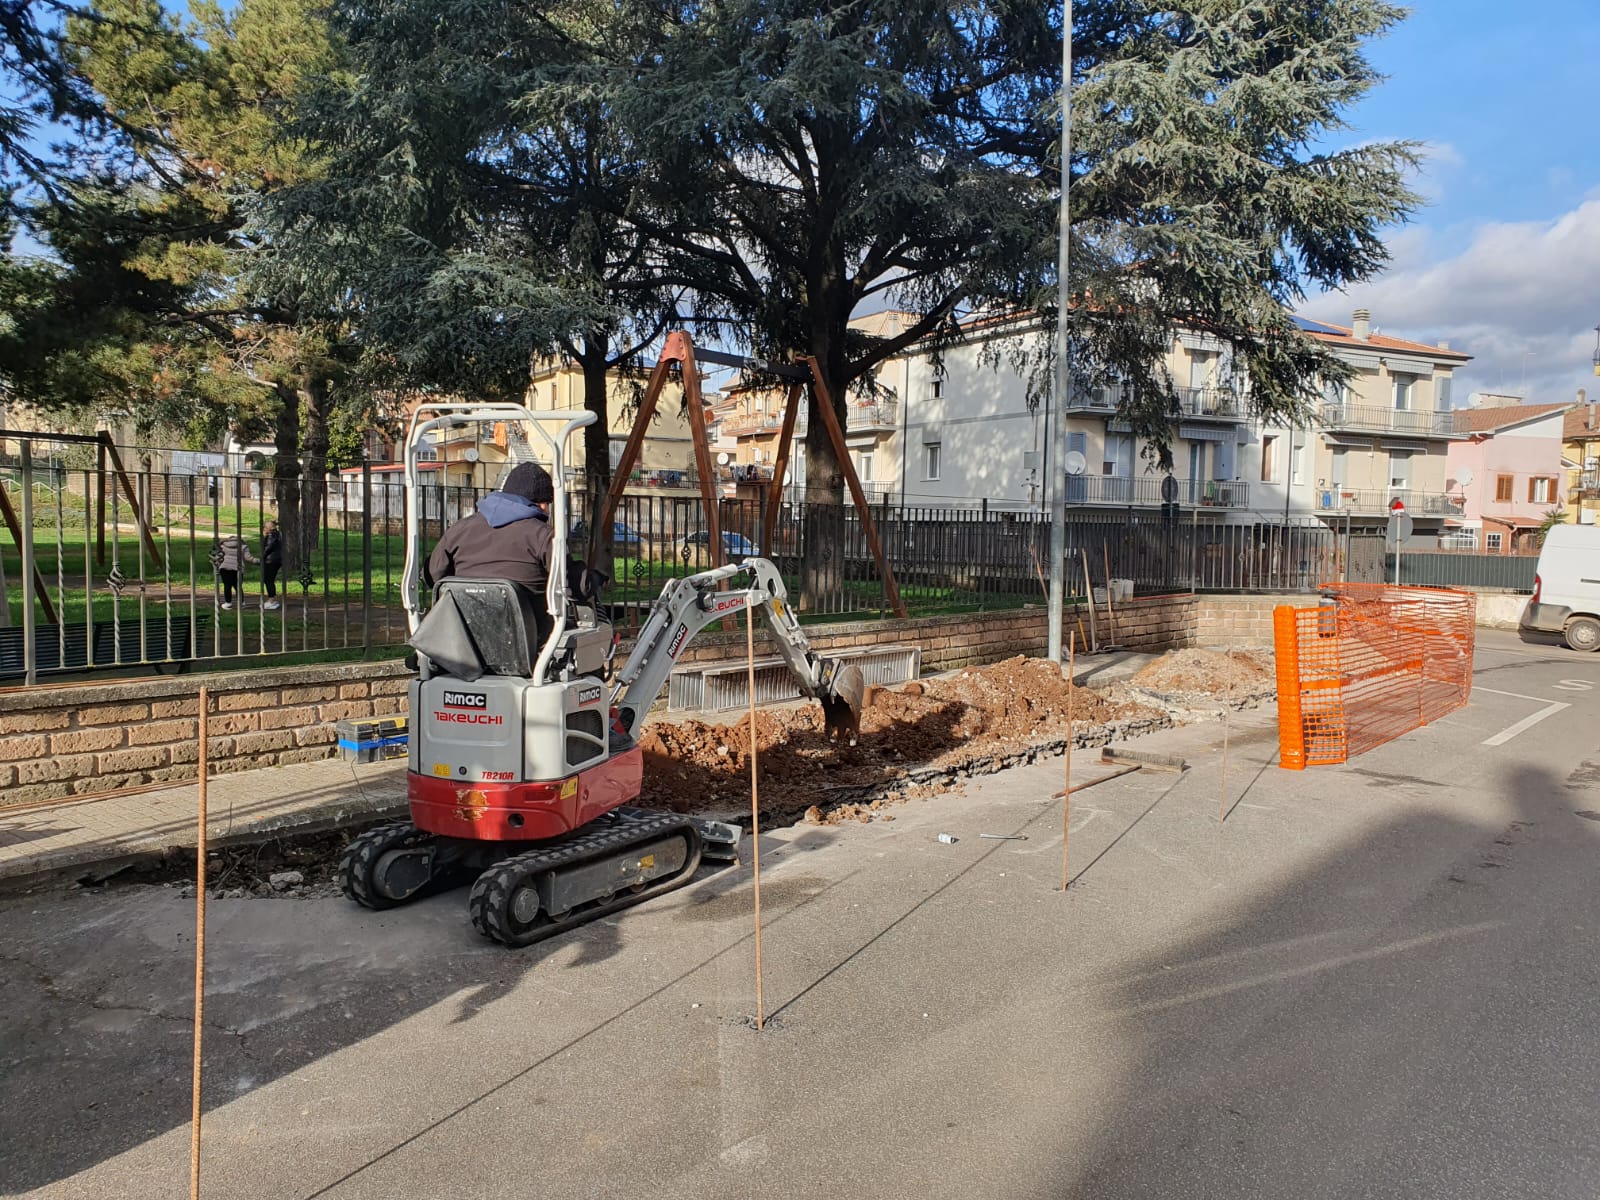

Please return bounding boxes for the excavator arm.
[611,558,865,745]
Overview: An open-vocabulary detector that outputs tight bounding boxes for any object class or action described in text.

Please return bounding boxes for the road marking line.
[1474,686,1556,702]
[1483,701,1570,747]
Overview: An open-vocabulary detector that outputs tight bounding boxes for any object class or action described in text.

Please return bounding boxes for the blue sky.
[1302,0,1600,406]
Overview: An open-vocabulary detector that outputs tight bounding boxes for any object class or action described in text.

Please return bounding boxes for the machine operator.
[427,461,555,595]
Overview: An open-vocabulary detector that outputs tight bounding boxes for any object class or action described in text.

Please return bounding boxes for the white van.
[1519,524,1600,651]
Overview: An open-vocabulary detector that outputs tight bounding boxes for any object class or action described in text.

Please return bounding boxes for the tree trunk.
[799,299,852,610]
[579,339,614,579]
[272,382,303,587]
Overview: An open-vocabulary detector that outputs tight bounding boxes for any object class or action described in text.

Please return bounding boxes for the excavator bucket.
[819,662,866,746]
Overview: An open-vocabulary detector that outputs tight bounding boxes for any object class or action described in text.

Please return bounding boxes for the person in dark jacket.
[428,461,556,594]
[261,520,284,610]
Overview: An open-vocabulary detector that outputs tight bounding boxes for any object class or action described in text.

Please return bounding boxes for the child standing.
[261,520,284,610]
[214,534,258,610]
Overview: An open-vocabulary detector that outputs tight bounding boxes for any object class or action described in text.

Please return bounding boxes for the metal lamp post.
[1047,2,1072,662]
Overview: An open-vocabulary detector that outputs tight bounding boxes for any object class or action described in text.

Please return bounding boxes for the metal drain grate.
[668,644,922,714]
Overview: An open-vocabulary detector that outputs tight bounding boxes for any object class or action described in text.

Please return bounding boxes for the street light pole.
[1047,1,1072,663]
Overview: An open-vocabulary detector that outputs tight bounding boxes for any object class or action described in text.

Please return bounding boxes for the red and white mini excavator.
[338,404,863,946]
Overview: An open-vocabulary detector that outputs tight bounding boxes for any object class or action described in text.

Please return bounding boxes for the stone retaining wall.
[1,595,1202,806]
[0,662,412,807]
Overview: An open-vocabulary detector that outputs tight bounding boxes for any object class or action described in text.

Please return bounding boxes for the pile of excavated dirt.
[637,656,1160,824]
[1128,648,1274,698]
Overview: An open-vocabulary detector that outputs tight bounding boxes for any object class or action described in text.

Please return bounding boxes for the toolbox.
[336,715,409,763]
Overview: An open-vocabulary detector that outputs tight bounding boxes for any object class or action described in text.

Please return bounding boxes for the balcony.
[1064,385,1122,413]
[1569,470,1600,497]
[1317,403,1458,438]
[847,398,898,431]
[1174,385,1246,421]
[1312,488,1464,517]
[1064,475,1249,508]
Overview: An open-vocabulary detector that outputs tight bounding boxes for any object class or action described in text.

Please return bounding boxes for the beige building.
[528,356,704,496]
[1298,310,1470,533]
[1563,394,1600,526]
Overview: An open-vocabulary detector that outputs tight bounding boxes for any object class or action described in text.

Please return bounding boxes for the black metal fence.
[1,455,1358,684]
[1391,551,1539,592]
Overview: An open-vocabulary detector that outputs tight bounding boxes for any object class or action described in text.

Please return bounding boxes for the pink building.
[1446,400,1575,553]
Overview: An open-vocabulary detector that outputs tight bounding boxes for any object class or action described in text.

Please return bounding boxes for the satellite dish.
[1456,468,1474,487]
[717,452,730,466]
[783,470,792,486]
[1064,450,1087,476]
[463,448,480,463]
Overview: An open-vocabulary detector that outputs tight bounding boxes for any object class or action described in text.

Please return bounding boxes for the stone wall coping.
[0,658,413,714]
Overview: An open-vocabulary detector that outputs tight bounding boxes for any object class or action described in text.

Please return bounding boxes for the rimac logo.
[576,685,603,706]
[442,691,488,709]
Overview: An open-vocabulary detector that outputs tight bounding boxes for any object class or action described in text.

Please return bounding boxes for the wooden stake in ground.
[1102,542,1120,647]
[1218,651,1232,824]
[1061,631,1075,891]
[1080,550,1099,651]
[745,606,764,1031]
[190,687,209,1200]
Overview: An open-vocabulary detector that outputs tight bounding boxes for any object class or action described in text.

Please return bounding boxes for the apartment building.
[1446,399,1574,552]
[1563,394,1600,526]
[717,307,1472,529]
[528,355,701,495]
[1294,310,1470,537]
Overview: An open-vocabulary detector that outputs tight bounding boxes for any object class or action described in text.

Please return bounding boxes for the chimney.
[1580,388,1588,404]
[1352,309,1371,341]
[1438,339,1450,350]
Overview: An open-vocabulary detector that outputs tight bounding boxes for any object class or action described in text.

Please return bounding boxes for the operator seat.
[410,578,547,682]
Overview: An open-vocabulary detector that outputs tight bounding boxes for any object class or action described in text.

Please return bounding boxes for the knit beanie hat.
[502,462,554,504]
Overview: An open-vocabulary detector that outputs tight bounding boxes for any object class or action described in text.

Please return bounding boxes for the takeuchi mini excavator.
[338,403,864,946]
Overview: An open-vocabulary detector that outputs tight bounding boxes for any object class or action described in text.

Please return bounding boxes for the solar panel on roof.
[1291,315,1344,334]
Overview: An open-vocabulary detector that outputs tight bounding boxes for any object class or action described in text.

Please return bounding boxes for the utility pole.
[1047,1,1072,662]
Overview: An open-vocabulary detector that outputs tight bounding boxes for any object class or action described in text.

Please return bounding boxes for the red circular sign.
[1389,498,1406,514]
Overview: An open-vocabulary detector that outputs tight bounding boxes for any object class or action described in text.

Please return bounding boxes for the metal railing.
[1568,470,1599,496]
[2,446,1356,685]
[1174,386,1245,419]
[1317,403,1457,437]
[1063,475,1249,508]
[848,399,898,430]
[1312,488,1464,516]
[1389,552,1538,591]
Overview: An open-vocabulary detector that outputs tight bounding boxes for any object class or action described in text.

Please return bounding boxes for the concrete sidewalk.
[0,756,407,886]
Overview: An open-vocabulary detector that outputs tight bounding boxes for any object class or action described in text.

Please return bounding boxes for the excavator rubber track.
[468,807,705,948]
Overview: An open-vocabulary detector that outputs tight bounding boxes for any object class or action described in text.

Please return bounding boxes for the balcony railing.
[1317,403,1457,437]
[1174,385,1246,420]
[848,399,899,430]
[1065,385,1247,421]
[1063,475,1249,508]
[1312,488,1464,516]
[1568,470,1600,496]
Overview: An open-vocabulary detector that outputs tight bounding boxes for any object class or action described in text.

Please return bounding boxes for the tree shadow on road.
[1047,760,1600,1199]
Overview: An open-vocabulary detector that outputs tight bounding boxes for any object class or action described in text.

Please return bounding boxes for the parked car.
[682,529,761,558]
[570,519,643,550]
[1519,524,1600,651]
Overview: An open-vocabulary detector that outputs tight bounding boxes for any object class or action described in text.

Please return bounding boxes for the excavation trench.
[80,651,1273,897]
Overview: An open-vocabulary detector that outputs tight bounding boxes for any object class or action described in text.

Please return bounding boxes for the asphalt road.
[3,629,1598,1199]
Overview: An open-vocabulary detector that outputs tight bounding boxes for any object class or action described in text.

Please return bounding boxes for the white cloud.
[1305,198,1600,405]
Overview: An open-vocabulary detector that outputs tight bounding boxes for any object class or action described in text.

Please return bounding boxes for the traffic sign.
[1385,512,1413,547]
[1389,497,1406,515]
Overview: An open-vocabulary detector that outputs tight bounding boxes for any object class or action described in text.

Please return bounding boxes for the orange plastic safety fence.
[1273,583,1476,769]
